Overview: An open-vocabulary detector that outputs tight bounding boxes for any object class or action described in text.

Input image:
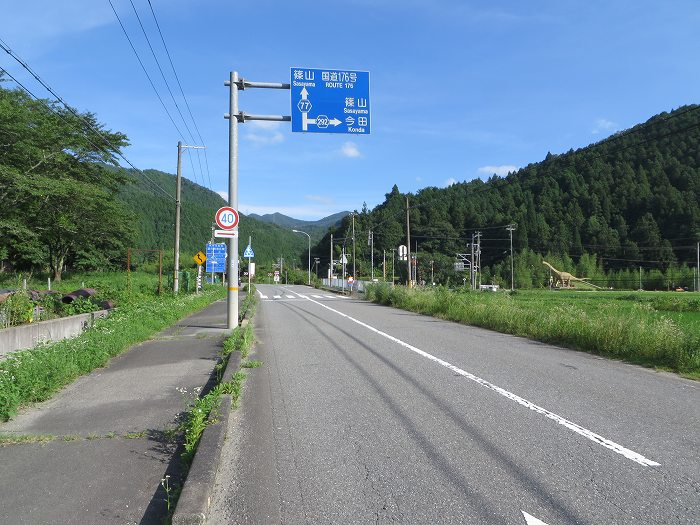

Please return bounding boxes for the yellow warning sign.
[193,251,207,266]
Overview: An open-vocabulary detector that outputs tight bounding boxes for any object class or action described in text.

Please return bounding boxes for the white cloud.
[305,194,334,205]
[243,120,285,145]
[444,178,458,187]
[340,141,361,158]
[477,165,518,176]
[216,190,228,201]
[592,118,617,135]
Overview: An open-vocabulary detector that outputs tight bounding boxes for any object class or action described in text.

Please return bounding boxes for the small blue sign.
[291,67,370,134]
[205,243,226,273]
[243,245,254,258]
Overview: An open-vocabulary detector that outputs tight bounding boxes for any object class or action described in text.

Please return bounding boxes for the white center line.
[289,290,660,468]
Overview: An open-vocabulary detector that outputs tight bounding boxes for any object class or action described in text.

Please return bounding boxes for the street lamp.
[292,229,311,285]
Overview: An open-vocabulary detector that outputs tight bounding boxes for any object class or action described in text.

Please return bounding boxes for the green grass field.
[365,285,700,379]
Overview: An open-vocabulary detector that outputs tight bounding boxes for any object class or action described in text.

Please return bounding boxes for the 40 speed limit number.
[215,207,239,230]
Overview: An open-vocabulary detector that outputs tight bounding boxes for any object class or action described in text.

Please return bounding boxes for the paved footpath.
[0,298,233,525]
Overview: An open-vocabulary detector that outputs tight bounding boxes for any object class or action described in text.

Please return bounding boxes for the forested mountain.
[248,211,349,242]
[116,168,307,267]
[319,105,700,288]
[0,78,306,278]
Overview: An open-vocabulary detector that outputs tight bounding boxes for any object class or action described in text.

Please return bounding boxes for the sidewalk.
[0,299,233,525]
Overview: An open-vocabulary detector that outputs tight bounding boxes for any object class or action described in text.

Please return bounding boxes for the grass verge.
[365,284,700,378]
[0,287,226,421]
[180,288,257,467]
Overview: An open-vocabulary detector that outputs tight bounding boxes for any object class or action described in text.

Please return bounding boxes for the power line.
[107,0,187,141]
[146,0,213,191]
[125,0,203,187]
[0,44,174,200]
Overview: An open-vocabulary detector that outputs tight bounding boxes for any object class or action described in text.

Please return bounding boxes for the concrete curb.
[171,319,248,525]
[172,394,231,525]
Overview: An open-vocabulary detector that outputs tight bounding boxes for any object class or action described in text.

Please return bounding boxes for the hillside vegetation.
[0,79,308,277]
[116,168,307,266]
[321,106,700,288]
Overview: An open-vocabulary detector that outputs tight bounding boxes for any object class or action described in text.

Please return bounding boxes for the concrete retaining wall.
[0,310,110,358]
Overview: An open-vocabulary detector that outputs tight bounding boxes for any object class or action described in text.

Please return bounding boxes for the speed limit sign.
[215,207,239,230]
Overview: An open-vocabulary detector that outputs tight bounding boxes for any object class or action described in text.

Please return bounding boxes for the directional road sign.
[291,67,370,134]
[206,243,226,273]
[215,207,239,230]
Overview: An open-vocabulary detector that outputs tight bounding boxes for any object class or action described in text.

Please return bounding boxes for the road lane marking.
[257,290,268,299]
[522,511,549,525]
[290,291,660,468]
[286,295,295,299]
[273,295,281,299]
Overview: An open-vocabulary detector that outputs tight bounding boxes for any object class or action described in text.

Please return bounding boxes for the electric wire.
[146,0,213,191]
[0,41,199,232]
[106,0,187,141]
[0,47,174,201]
[125,0,203,187]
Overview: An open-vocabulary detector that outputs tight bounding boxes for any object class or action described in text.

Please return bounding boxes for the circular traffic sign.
[215,207,239,230]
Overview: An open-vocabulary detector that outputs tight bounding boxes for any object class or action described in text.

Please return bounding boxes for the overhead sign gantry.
[224,66,371,328]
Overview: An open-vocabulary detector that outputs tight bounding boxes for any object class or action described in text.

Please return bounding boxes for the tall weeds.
[365,284,699,376]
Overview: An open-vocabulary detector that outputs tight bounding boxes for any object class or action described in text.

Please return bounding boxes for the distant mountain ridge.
[248,211,349,241]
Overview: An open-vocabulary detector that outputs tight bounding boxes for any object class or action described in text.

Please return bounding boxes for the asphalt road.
[209,284,699,525]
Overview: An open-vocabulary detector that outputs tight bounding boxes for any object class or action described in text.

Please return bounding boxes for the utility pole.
[470,233,475,290]
[475,231,482,289]
[369,230,374,281]
[430,259,434,285]
[383,249,386,281]
[330,233,333,283]
[352,213,356,280]
[173,141,205,294]
[406,197,412,288]
[414,239,419,284]
[506,224,516,291]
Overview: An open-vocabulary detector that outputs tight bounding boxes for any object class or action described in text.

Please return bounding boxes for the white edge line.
[290,290,660,468]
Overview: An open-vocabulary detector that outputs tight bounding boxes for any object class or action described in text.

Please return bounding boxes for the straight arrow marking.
[522,511,550,525]
[290,290,661,468]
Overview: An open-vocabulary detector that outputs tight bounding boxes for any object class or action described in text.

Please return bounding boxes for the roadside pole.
[173,141,205,294]
[226,72,240,329]
[173,142,182,294]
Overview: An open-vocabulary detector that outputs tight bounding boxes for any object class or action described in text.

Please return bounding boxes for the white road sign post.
[224,67,370,327]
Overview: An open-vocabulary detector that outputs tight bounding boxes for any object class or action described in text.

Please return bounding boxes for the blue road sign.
[291,67,370,134]
[243,245,254,258]
[206,243,226,273]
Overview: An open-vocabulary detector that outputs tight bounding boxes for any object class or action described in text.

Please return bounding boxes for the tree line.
[0,79,307,281]
[316,105,700,289]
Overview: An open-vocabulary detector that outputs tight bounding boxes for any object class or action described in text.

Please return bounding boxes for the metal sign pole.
[227,71,240,329]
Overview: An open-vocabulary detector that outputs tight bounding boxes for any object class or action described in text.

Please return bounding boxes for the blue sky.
[2,1,699,219]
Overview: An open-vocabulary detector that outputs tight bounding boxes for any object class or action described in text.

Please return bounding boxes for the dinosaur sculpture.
[542,261,603,289]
